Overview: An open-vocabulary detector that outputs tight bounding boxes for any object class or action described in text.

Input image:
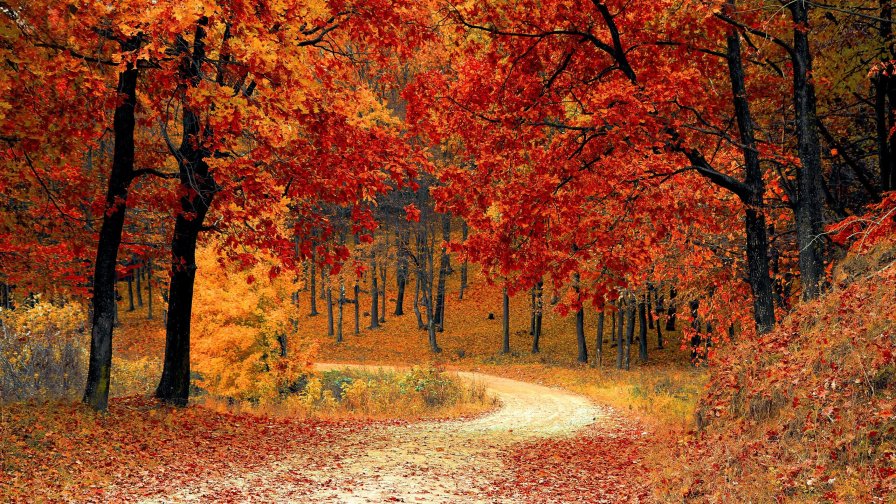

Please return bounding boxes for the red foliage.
[493,414,653,503]
[0,396,381,502]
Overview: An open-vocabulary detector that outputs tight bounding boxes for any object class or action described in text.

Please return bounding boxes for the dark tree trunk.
[878,1,896,191]
[326,277,334,337]
[529,287,536,335]
[459,220,468,300]
[83,64,138,411]
[126,272,135,311]
[369,252,379,329]
[666,286,677,331]
[624,300,635,371]
[395,230,408,315]
[417,225,440,353]
[394,265,407,315]
[277,334,287,357]
[638,298,648,363]
[616,301,625,369]
[423,268,440,352]
[413,270,424,329]
[690,300,702,362]
[502,286,510,354]
[320,265,326,300]
[725,13,776,333]
[113,285,120,327]
[135,264,143,307]
[146,259,154,320]
[433,215,450,332]
[337,280,344,343]
[789,1,826,300]
[155,22,217,407]
[610,308,617,348]
[354,282,360,335]
[309,255,319,316]
[646,295,653,329]
[574,274,587,363]
[379,263,386,323]
[875,70,894,192]
[656,313,664,350]
[532,280,543,353]
[575,305,587,364]
[594,310,604,368]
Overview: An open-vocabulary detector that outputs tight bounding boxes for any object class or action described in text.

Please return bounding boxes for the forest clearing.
[2,0,896,502]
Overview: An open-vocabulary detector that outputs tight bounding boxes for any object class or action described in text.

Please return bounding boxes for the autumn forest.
[2,0,896,502]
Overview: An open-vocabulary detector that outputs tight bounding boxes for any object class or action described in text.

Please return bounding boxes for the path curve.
[315,363,600,438]
[145,364,603,503]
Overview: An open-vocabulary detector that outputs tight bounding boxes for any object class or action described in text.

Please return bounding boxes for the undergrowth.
[658,242,896,502]
[202,365,495,420]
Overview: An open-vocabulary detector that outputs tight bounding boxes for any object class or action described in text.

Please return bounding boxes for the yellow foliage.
[0,297,87,400]
[190,246,315,402]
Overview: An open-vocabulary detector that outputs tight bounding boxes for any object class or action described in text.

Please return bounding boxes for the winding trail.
[147,365,606,503]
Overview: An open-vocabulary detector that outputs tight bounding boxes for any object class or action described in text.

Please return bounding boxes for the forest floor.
[135,367,651,503]
[1,366,652,503]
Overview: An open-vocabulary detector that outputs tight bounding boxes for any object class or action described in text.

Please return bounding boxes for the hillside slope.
[665,243,896,502]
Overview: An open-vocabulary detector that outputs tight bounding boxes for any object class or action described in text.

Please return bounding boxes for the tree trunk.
[155,22,217,407]
[326,277,334,337]
[610,307,617,348]
[146,259,154,320]
[337,279,344,343]
[725,12,776,333]
[395,230,408,315]
[638,297,648,363]
[369,252,379,329]
[690,299,702,362]
[529,287,536,335]
[113,285,120,327]
[666,286,677,331]
[434,215,450,332]
[309,256,319,316]
[594,310,605,368]
[83,64,138,411]
[646,294,653,329]
[126,272,135,311]
[276,334,287,357]
[502,286,510,354]
[616,301,625,369]
[413,270,424,329]
[573,273,587,363]
[354,282,360,335]
[319,265,326,300]
[418,226,440,353]
[135,264,143,307]
[459,220,468,300]
[379,263,386,323]
[532,280,543,353]
[878,0,896,191]
[624,300,634,371]
[875,70,894,192]
[789,1,826,300]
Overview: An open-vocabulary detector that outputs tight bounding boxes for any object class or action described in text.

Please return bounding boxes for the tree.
[83,63,139,410]
[501,286,510,354]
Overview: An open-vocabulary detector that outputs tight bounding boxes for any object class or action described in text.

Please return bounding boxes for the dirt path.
[143,365,605,503]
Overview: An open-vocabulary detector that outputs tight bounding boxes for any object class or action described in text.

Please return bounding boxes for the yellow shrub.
[0,298,87,401]
[188,248,314,402]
